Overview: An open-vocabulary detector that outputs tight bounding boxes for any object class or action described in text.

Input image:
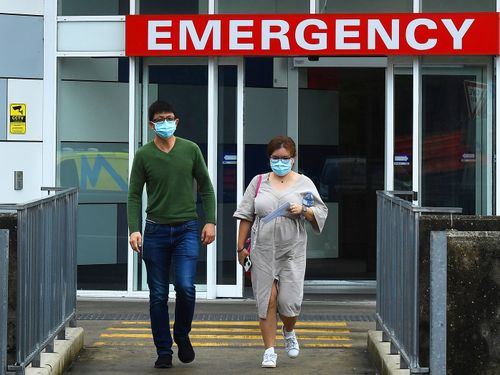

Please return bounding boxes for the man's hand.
[129,231,142,253]
[201,223,216,245]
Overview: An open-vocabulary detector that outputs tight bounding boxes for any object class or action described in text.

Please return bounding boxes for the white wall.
[0,142,43,203]
[0,0,43,15]
[7,79,43,141]
[0,79,44,204]
[58,20,125,54]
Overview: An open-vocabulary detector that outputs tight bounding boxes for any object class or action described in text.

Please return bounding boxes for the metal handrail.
[0,230,9,375]
[1,187,78,374]
[380,191,462,214]
[376,191,461,373]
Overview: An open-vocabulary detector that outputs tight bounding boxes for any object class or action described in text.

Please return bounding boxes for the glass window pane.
[422,63,491,214]
[59,142,129,203]
[422,0,495,12]
[218,0,309,14]
[76,203,128,290]
[58,0,129,16]
[140,0,208,14]
[299,67,385,280]
[319,0,412,13]
[394,70,413,191]
[217,65,238,284]
[137,64,209,291]
[244,58,287,187]
[57,57,129,290]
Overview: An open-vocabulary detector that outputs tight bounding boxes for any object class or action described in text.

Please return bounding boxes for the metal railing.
[0,230,9,375]
[0,188,78,374]
[375,191,461,374]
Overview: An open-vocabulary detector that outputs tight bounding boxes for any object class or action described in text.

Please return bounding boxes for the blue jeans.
[142,219,200,356]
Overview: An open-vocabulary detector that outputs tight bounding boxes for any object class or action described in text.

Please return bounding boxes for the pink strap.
[254,174,263,197]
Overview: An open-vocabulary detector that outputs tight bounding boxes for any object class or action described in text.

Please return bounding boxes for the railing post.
[31,353,40,368]
[46,340,54,353]
[0,229,9,375]
[58,329,66,340]
[429,231,448,375]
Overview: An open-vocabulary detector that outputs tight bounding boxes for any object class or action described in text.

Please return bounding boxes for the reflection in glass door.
[297,67,385,280]
[57,57,130,291]
[421,63,493,214]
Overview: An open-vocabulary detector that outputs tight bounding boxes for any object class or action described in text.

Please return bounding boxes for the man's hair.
[148,100,176,121]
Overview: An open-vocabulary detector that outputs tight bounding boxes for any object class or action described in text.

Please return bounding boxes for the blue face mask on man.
[270,158,293,176]
[154,120,177,139]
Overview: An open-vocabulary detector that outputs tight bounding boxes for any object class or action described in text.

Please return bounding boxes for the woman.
[233,135,328,368]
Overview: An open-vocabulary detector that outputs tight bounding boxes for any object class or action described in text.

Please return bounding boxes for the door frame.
[127,56,244,299]
[387,55,494,214]
[290,57,388,292]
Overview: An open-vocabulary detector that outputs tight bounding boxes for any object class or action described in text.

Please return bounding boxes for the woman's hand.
[288,203,304,216]
[238,248,249,266]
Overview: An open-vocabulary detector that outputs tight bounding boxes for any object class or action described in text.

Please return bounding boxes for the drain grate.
[77,312,375,322]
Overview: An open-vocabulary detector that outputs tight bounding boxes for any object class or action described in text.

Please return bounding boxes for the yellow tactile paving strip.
[93,321,353,349]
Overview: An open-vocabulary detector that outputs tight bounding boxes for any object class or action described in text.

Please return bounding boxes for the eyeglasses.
[270,156,291,161]
[151,116,176,124]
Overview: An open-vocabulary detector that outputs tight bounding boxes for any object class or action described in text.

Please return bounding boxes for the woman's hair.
[266,135,296,158]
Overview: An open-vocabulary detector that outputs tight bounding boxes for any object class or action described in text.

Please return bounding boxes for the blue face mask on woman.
[154,120,177,139]
[270,158,292,176]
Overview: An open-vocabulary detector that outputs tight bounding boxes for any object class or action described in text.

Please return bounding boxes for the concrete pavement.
[65,295,377,375]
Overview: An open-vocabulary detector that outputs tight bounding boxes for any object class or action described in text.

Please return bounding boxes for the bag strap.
[254,174,263,197]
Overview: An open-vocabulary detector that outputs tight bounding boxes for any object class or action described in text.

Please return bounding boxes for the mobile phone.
[243,256,252,272]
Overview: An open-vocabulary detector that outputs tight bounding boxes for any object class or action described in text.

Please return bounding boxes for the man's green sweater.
[127,138,216,233]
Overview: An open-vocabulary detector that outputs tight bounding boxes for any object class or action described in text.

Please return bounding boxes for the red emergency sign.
[126,13,500,56]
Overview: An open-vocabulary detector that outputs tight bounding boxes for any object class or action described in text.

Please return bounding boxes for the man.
[127,100,216,368]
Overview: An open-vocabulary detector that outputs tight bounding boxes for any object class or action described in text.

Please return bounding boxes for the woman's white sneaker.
[282,326,300,358]
[261,350,277,368]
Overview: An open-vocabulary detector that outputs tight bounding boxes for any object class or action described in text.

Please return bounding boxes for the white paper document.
[261,202,290,224]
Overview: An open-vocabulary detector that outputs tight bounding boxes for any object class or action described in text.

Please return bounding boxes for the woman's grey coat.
[234,173,328,318]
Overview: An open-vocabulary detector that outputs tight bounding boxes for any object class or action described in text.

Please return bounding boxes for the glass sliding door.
[296,65,385,280]
[421,59,493,214]
[137,57,244,297]
[137,57,209,294]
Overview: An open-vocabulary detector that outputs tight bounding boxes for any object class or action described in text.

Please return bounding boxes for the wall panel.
[0,80,6,140]
[0,0,43,15]
[7,79,43,141]
[0,142,43,203]
[0,15,43,78]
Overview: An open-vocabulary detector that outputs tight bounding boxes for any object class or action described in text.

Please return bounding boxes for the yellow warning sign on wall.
[9,103,27,134]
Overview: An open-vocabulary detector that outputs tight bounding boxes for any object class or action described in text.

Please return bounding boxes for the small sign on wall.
[9,103,27,134]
